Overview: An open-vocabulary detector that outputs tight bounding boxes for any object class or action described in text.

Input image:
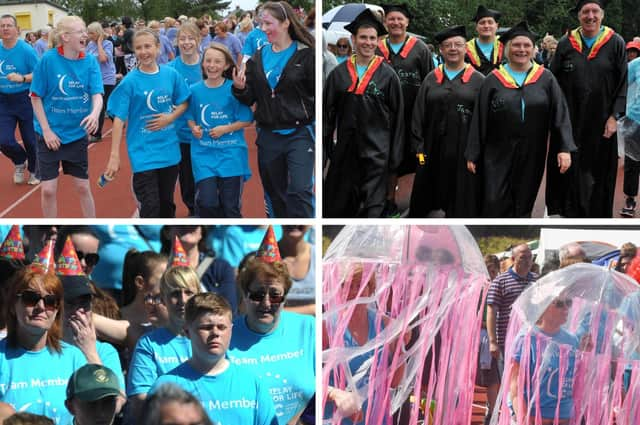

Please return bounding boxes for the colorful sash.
[433,64,475,84]
[347,55,384,95]
[492,62,544,89]
[568,26,614,60]
[378,35,419,61]
[466,38,503,67]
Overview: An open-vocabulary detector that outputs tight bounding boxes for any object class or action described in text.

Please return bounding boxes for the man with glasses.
[485,243,536,424]
[376,3,433,217]
[0,14,39,186]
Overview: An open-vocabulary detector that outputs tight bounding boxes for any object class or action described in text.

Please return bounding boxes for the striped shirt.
[486,267,537,347]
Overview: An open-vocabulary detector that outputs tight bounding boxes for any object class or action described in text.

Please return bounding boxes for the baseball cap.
[67,364,122,402]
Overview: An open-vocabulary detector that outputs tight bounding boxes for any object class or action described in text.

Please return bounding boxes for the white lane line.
[0,129,113,218]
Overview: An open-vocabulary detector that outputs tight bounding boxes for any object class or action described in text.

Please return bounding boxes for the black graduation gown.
[465,63,577,217]
[465,38,504,76]
[548,26,627,217]
[408,64,484,218]
[377,35,434,175]
[323,56,405,218]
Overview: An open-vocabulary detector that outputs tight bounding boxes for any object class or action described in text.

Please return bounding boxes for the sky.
[225,0,258,14]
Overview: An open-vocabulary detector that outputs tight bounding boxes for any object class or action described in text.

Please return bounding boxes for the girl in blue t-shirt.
[104,29,190,218]
[167,22,203,217]
[187,43,252,218]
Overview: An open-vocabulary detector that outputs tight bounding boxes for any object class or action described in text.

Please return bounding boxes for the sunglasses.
[76,251,100,267]
[552,299,572,308]
[18,290,60,310]
[337,44,349,48]
[144,294,164,306]
[246,290,285,304]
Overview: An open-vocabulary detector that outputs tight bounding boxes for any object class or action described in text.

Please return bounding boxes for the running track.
[0,120,266,218]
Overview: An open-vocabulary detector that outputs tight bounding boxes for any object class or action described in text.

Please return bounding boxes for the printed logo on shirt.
[0,60,17,76]
[207,397,258,410]
[144,90,172,113]
[154,354,189,364]
[53,74,88,104]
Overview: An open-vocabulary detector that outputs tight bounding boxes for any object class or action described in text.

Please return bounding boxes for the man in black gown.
[376,3,433,216]
[466,5,504,75]
[323,9,404,218]
[548,0,627,217]
[409,25,484,217]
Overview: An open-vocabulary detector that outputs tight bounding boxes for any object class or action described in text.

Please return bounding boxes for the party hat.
[56,236,85,276]
[0,225,25,260]
[32,239,56,273]
[169,236,190,267]
[256,225,281,263]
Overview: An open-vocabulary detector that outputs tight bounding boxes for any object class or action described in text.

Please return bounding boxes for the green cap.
[66,364,121,402]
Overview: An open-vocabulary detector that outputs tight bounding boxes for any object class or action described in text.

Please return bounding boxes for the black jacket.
[232,43,314,130]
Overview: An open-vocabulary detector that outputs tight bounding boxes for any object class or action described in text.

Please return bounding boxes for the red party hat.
[56,236,85,276]
[170,236,190,267]
[0,225,25,260]
[256,225,281,263]
[32,239,56,273]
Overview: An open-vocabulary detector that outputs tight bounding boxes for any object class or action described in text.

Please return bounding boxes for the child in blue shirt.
[104,29,190,218]
[187,43,252,218]
[167,22,203,217]
[30,16,104,218]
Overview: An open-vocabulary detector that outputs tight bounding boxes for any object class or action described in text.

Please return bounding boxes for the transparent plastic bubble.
[323,225,488,425]
[494,263,640,425]
[618,116,640,161]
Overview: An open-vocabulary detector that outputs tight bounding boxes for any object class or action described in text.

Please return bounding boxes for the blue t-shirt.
[186,79,253,183]
[336,55,348,64]
[627,58,640,123]
[152,361,278,425]
[512,327,579,419]
[34,38,48,58]
[0,340,86,424]
[96,340,125,392]
[30,47,103,143]
[505,64,527,121]
[209,225,283,268]
[477,40,494,60]
[287,244,315,304]
[356,64,367,80]
[107,66,190,173]
[0,39,39,94]
[261,42,297,90]
[167,56,203,143]
[158,34,174,65]
[212,34,242,64]
[127,327,191,396]
[85,40,116,85]
[444,66,463,81]
[582,27,604,49]
[389,42,403,54]
[199,34,213,55]
[242,28,269,58]
[228,312,315,425]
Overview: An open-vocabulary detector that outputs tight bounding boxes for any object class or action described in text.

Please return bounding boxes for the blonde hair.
[160,266,201,298]
[239,16,253,33]
[54,16,85,46]
[177,22,200,40]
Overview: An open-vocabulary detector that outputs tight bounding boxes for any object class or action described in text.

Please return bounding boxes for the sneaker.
[620,197,637,217]
[13,161,26,184]
[381,200,401,218]
[27,174,40,185]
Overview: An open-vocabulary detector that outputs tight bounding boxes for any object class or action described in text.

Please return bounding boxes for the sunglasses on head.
[552,299,572,308]
[246,290,285,304]
[76,251,100,267]
[18,290,60,310]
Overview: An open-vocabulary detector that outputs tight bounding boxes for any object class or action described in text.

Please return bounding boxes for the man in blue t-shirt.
[0,14,40,186]
[152,293,277,425]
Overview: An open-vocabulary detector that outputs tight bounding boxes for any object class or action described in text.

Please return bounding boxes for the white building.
[0,1,67,36]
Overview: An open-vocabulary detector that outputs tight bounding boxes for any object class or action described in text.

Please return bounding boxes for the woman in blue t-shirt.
[187,43,253,218]
[1,266,86,424]
[104,29,190,218]
[232,1,315,218]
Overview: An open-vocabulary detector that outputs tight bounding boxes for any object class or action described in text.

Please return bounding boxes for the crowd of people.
[323,0,636,218]
[0,224,316,424]
[322,225,640,425]
[0,2,315,218]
